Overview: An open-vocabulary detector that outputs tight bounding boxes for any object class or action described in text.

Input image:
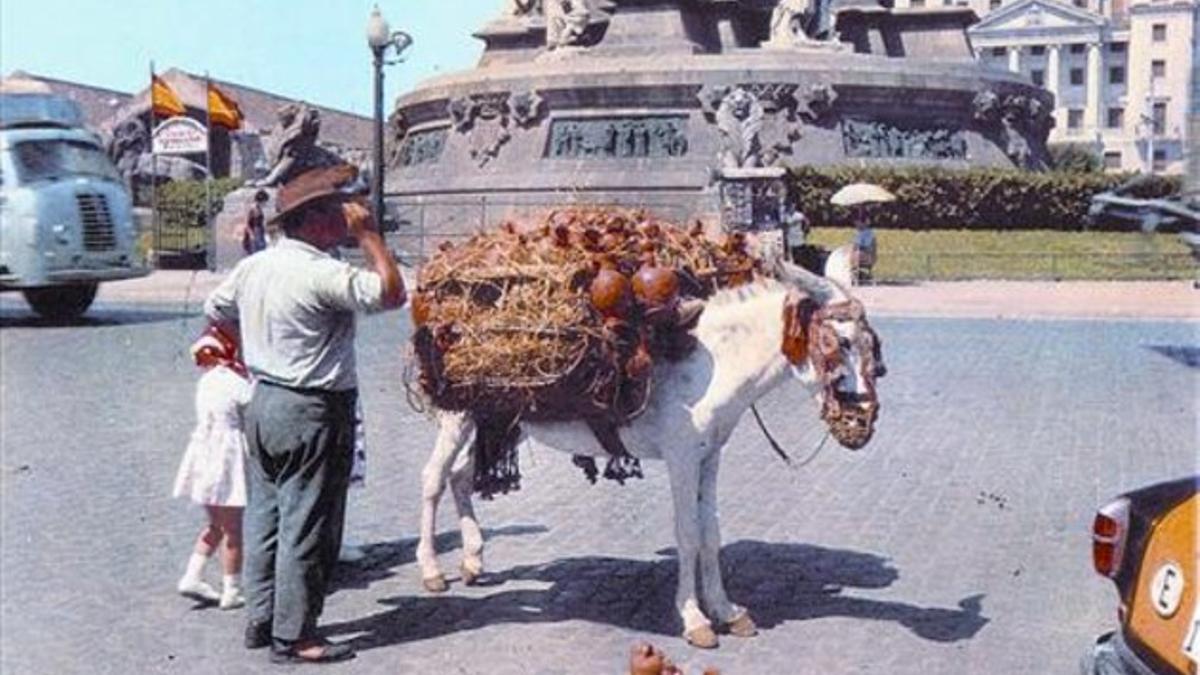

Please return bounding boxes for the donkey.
[415,250,886,648]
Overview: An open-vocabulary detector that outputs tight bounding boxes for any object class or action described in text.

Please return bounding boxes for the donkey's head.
[775,248,885,450]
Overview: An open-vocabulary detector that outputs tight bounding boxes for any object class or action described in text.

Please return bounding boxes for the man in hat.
[204,164,405,664]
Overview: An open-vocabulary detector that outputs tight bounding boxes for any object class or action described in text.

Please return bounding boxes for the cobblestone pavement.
[0,290,1196,674]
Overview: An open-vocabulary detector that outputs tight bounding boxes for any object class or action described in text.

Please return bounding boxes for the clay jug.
[590,268,632,318]
[632,260,679,307]
[411,293,432,326]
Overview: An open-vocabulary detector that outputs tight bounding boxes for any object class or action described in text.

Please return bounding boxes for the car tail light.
[1092,498,1130,578]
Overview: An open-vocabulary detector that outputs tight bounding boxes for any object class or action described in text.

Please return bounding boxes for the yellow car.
[1083,476,1199,675]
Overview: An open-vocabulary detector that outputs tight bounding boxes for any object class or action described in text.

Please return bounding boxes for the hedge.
[155,178,243,232]
[789,166,1181,231]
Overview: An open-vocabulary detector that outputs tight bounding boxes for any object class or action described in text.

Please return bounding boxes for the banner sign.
[152,117,208,155]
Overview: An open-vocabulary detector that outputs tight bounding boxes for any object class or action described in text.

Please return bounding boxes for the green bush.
[156,178,243,232]
[1048,143,1103,173]
[789,166,1181,231]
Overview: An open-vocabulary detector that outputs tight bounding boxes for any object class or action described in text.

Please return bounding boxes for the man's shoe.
[269,639,356,665]
[244,620,272,650]
[177,579,220,604]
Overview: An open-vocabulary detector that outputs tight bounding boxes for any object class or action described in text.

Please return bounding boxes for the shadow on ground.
[325,539,988,652]
[1144,344,1200,369]
[0,305,197,329]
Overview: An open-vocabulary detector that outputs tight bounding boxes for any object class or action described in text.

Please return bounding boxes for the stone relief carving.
[395,128,449,168]
[972,89,1052,169]
[446,90,547,168]
[545,0,591,49]
[507,90,546,128]
[841,119,968,160]
[385,107,409,168]
[547,116,689,158]
[253,103,342,187]
[699,84,811,169]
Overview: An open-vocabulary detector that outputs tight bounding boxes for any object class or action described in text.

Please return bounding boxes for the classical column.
[1046,44,1063,131]
[1008,45,1021,73]
[1085,41,1104,132]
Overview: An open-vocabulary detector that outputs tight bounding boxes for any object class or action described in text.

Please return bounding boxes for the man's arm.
[342,202,406,309]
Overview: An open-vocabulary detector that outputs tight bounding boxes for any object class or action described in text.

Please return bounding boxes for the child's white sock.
[181,552,208,585]
[219,574,245,610]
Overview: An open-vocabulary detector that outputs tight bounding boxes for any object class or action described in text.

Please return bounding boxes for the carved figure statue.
[545,0,591,49]
[508,0,543,15]
[768,0,821,46]
[107,117,150,184]
[253,103,341,187]
[715,88,765,169]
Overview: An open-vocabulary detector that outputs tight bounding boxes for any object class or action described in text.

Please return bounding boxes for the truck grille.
[76,193,116,251]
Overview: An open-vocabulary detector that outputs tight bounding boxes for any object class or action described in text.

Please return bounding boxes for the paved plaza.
[0,277,1196,674]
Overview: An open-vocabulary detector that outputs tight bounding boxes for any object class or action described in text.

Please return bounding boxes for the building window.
[1107,107,1124,128]
[1070,68,1085,85]
[1068,109,1084,129]
[1152,24,1166,41]
[1152,149,1167,171]
[1103,152,1122,169]
[1070,43,1086,54]
[1031,69,1045,86]
[1109,66,1125,84]
[1108,42,1127,53]
[989,0,1002,8]
[1030,45,1046,56]
[1152,102,1166,134]
[1151,60,1165,78]
[910,0,926,7]
[943,0,953,6]
[1072,0,1087,7]
[991,46,1007,57]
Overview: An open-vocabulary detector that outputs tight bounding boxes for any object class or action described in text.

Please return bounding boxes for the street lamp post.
[366,5,413,226]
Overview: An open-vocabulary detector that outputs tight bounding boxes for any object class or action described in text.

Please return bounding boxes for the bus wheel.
[23,283,98,320]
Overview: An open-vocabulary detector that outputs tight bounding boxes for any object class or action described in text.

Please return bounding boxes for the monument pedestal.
[718,167,787,233]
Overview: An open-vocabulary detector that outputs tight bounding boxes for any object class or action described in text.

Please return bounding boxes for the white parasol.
[830,183,896,206]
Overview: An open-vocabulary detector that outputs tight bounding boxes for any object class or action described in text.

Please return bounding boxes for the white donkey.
[415,251,885,648]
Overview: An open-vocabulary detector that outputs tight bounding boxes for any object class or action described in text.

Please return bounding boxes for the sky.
[0,0,499,116]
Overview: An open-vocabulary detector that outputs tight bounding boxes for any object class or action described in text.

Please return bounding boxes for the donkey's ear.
[824,246,855,288]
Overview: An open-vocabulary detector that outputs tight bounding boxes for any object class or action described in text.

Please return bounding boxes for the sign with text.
[152,117,208,155]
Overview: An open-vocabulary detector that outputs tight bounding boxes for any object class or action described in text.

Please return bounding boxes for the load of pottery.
[410,207,761,423]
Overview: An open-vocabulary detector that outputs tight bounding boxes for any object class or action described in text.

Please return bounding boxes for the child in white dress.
[173,325,251,609]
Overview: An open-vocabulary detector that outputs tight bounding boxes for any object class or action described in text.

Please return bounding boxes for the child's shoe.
[219,587,245,610]
[177,578,221,603]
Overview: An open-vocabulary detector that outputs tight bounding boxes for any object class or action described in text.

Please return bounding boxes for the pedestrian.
[172,324,250,611]
[240,190,270,255]
[204,163,406,665]
[850,205,877,284]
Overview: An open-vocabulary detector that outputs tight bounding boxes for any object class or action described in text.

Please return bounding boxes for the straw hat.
[268,164,362,225]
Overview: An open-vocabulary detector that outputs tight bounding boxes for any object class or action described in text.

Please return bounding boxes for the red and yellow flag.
[207,82,243,130]
[151,75,186,118]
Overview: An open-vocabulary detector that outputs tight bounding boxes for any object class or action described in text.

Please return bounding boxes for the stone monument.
[387,0,1054,235]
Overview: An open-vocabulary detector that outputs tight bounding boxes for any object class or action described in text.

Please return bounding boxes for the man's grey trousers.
[243,381,356,643]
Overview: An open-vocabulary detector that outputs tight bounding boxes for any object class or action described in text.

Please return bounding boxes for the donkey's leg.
[417,412,473,593]
[665,453,717,649]
[447,444,484,585]
[697,450,757,638]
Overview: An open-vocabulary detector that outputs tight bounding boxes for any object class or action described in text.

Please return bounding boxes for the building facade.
[889,0,1196,174]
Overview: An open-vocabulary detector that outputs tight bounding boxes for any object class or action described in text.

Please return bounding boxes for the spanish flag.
[207,82,243,130]
[151,75,186,118]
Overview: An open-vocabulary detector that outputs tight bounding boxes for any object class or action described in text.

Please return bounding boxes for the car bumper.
[1080,631,1167,675]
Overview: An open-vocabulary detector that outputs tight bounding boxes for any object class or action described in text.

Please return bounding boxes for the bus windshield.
[12,139,121,185]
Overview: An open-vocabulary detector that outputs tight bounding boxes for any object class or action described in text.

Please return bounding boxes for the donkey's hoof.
[422,575,448,594]
[684,625,719,649]
[725,610,758,638]
[460,563,482,586]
